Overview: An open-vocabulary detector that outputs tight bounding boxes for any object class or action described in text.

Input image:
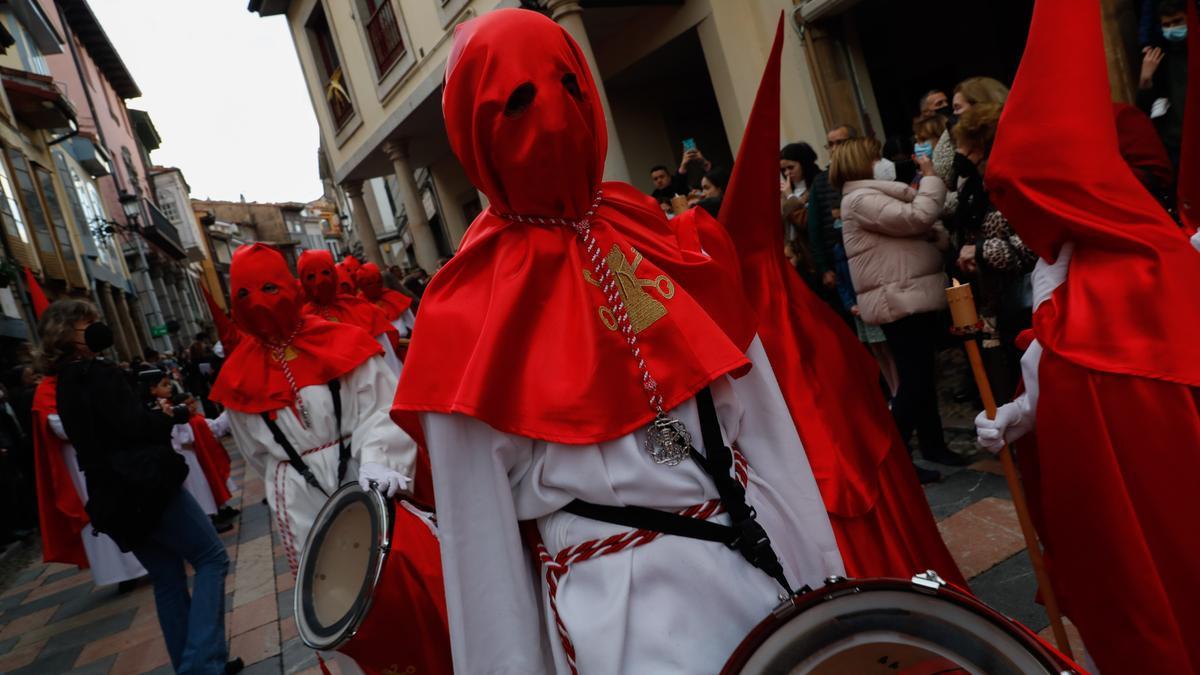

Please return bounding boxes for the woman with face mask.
[46,299,237,675]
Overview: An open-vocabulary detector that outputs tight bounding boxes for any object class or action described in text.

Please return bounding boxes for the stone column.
[382,140,440,272]
[342,181,384,268]
[544,0,630,183]
[430,163,468,249]
[114,290,148,358]
[97,282,132,361]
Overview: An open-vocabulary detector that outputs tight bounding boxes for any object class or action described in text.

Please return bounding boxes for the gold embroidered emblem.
[282,346,299,361]
[381,666,416,675]
[584,245,675,333]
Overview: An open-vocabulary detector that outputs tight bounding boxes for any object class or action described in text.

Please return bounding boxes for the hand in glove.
[975,397,1034,453]
[358,462,411,498]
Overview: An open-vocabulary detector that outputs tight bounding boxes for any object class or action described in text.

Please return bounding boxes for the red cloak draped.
[987,1,1200,672]
[392,10,755,444]
[715,17,963,585]
[31,377,88,568]
[189,415,232,506]
[356,263,413,323]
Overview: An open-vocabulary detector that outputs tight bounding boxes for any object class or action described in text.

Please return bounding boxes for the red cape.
[1113,102,1173,189]
[1177,0,1199,231]
[31,377,89,568]
[989,1,1200,671]
[210,314,382,415]
[355,263,414,322]
[714,17,962,584]
[189,415,232,506]
[393,10,754,444]
[303,294,399,346]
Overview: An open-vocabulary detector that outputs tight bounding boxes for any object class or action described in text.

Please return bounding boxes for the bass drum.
[723,572,1083,675]
[295,484,451,675]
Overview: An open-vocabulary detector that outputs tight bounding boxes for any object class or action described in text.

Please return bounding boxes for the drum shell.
[297,487,452,675]
[722,576,1083,675]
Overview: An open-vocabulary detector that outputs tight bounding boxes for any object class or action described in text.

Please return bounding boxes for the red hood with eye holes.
[391,9,757,445]
[210,244,382,415]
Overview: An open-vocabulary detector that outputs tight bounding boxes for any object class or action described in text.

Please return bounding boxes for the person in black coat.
[43,299,236,675]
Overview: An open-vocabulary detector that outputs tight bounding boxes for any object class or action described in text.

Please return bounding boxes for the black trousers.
[881,311,948,456]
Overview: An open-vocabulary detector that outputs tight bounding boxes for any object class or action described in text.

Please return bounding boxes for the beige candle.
[945,279,978,329]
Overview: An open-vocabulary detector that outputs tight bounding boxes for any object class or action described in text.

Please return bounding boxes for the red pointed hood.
[392,9,753,444]
[987,0,1200,386]
[443,8,605,220]
[714,16,911,516]
[210,244,382,414]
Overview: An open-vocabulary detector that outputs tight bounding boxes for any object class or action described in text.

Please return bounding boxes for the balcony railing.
[365,1,405,76]
[324,67,355,129]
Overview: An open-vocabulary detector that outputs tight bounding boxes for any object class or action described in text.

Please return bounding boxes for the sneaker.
[226,657,245,674]
[217,506,241,521]
[117,579,139,594]
[915,465,942,484]
[211,516,234,534]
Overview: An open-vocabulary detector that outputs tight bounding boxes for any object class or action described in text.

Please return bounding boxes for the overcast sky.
[90,1,323,203]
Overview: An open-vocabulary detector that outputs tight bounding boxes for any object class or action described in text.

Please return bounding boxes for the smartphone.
[682,138,697,153]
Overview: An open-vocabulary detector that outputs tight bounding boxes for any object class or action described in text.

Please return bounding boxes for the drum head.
[727,578,1077,675]
[296,485,391,651]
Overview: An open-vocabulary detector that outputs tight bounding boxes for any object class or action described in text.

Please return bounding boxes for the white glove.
[1032,242,1072,311]
[975,399,1034,453]
[357,462,411,498]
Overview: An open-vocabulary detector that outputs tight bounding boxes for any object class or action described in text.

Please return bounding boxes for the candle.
[945,279,979,329]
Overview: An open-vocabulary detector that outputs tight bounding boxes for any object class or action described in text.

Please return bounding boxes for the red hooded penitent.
[355,263,412,321]
[209,244,381,415]
[986,0,1200,671]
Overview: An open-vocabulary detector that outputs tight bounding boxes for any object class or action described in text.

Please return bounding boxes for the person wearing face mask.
[918,88,950,121]
[355,262,415,340]
[47,300,239,674]
[976,0,1200,670]
[932,77,1010,191]
[1137,0,1190,166]
[297,249,403,375]
[209,244,417,578]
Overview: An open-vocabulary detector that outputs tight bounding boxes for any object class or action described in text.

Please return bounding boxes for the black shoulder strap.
[261,412,329,498]
[327,380,349,485]
[561,501,738,545]
[692,388,793,595]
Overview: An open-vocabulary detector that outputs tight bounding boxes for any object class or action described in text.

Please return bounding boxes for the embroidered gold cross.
[584,245,675,333]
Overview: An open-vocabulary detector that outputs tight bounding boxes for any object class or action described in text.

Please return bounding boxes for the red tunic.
[31,377,89,568]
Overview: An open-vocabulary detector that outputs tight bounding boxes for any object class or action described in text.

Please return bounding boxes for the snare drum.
[296,484,452,675]
[723,572,1083,675]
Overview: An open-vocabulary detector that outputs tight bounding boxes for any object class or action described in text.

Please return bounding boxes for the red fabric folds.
[392,10,755,444]
[189,415,232,506]
[31,376,88,568]
[1177,0,1199,231]
[210,244,382,415]
[988,0,1200,388]
[1113,102,1173,189]
[23,267,48,319]
[356,263,412,322]
[1029,351,1200,673]
[715,16,962,584]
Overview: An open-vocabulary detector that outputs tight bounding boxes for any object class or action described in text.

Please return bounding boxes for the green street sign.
[150,324,169,337]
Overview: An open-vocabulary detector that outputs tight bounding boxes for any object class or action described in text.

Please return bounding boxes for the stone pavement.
[0,399,1085,673]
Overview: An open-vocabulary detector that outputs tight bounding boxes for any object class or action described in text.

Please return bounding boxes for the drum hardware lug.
[770,596,799,620]
[824,575,845,586]
[911,570,946,594]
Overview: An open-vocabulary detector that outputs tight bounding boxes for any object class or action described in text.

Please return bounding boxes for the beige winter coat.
[840,176,949,326]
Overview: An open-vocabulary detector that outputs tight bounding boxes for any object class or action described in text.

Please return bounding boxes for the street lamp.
[118,191,141,228]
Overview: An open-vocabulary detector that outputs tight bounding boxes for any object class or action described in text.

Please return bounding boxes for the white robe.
[375,333,403,376]
[48,415,146,586]
[225,354,416,562]
[392,308,415,338]
[170,424,219,516]
[424,337,844,674]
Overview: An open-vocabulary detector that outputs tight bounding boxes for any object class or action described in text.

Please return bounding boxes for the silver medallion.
[645,413,692,466]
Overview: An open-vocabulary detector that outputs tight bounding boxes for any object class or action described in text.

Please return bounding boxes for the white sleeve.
[47,414,68,440]
[400,309,415,335]
[1191,229,1199,253]
[1016,339,1042,426]
[423,412,552,675]
[226,410,271,482]
[375,333,402,376]
[346,355,415,474]
[206,411,231,438]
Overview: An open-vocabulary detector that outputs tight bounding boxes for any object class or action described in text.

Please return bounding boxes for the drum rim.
[295,484,394,651]
[720,574,1080,675]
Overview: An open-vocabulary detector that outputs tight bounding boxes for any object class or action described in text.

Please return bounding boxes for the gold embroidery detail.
[584,245,676,333]
[282,346,299,361]
[381,666,416,675]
